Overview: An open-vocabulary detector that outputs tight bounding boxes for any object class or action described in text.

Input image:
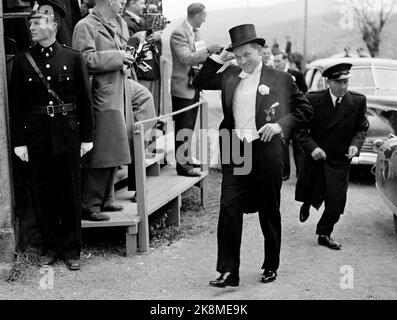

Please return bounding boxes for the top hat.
[323,62,352,80]
[29,0,66,20]
[226,24,266,52]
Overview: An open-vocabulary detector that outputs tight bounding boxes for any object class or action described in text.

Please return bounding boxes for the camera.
[143,1,170,32]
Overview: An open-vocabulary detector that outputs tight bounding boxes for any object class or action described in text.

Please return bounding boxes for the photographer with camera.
[123,0,163,114]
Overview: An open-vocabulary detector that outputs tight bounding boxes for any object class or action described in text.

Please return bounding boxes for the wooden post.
[133,123,149,252]
[0,0,16,280]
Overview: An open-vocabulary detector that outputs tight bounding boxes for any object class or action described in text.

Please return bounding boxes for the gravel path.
[1,167,396,300]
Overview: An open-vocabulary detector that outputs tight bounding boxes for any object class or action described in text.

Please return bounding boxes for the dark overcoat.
[295,89,369,209]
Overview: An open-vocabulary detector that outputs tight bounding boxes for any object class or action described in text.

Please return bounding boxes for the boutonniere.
[264,102,280,121]
[258,84,270,96]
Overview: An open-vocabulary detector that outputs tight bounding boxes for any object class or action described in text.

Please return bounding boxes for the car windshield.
[374,68,397,88]
[349,67,375,88]
[348,66,397,89]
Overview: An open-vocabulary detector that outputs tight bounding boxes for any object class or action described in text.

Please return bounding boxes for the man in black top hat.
[193,24,313,287]
[9,0,94,270]
[295,62,369,250]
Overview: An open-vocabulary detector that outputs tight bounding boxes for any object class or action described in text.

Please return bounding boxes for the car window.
[310,69,325,91]
[349,67,374,88]
[305,69,314,89]
[374,68,397,88]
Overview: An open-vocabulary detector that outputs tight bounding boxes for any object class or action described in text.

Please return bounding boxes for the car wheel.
[394,214,397,235]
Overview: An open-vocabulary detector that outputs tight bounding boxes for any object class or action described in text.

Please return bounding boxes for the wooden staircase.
[81,101,209,256]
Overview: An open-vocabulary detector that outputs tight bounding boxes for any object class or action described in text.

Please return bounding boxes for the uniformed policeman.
[295,62,369,250]
[9,0,94,270]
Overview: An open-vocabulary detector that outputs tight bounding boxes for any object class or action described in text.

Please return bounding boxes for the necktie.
[335,97,341,110]
[193,28,199,42]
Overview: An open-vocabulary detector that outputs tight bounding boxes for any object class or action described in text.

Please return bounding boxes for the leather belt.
[31,103,76,117]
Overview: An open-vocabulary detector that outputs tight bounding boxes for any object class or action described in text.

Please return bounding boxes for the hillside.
[161,0,397,61]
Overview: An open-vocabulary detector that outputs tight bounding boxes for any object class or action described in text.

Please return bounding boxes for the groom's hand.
[258,123,282,142]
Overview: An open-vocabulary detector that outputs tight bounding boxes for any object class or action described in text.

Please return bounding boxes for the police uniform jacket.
[73,9,134,168]
[10,42,93,155]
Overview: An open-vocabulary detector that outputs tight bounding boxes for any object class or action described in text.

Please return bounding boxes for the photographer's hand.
[206,44,223,55]
[153,30,163,42]
[120,50,135,65]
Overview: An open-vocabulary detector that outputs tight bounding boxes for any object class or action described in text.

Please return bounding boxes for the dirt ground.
[0,165,396,300]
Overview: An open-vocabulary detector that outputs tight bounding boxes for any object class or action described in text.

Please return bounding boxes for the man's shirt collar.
[239,61,263,79]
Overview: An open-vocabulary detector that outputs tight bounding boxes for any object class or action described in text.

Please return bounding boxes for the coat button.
[46,64,50,69]
[63,66,67,70]
[49,101,53,105]
[28,78,32,82]
[47,76,51,81]
[67,77,70,81]
[45,53,50,57]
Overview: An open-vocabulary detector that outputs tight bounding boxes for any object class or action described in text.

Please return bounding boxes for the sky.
[162,0,293,19]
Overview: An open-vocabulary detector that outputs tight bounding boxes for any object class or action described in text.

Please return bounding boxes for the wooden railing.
[133,100,209,252]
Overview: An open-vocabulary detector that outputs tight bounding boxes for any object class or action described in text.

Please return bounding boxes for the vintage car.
[374,135,397,234]
[305,57,397,166]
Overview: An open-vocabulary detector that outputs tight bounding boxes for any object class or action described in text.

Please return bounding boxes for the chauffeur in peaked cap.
[295,61,369,250]
[9,0,94,271]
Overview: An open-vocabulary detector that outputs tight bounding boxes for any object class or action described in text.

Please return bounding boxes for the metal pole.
[0,0,15,279]
[303,0,308,69]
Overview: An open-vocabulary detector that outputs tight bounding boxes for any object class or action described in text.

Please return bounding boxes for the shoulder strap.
[24,51,64,105]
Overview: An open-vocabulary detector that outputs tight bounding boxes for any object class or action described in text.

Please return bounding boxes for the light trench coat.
[73,10,134,168]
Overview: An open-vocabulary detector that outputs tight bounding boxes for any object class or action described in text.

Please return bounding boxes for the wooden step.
[81,189,140,256]
[146,165,208,215]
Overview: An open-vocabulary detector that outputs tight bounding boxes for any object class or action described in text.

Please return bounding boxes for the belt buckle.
[47,106,55,117]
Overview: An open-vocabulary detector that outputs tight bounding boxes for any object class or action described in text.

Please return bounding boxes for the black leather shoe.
[177,169,201,177]
[209,272,239,288]
[38,255,56,266]
[83,212,110,221]
[318,235,342,250]
[101,204,124,212]
[65,258,81,271]
[261,270,277,283]
[299,203,310,222]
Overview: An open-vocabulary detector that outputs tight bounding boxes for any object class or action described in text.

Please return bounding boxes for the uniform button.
[47,76,51,81]
[45,53,50,57]
[28,78,32,82]
[49,101,53,105]
[63,66,67,71]
[67,77,70,81]
[46,64,50,69]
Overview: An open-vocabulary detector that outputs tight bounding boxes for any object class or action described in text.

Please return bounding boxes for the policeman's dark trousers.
[216,136,284,276]
[172,94,199,172]
[316,160,350,236]
[81,167,117,214]
[28,151,81,259]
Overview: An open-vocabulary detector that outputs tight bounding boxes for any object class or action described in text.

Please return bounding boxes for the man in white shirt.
[193,24,313,287]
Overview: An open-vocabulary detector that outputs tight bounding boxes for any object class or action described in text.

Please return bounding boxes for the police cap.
[29,0,66,21]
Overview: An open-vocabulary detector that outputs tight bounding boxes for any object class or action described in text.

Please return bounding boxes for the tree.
[344,0,396,57]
